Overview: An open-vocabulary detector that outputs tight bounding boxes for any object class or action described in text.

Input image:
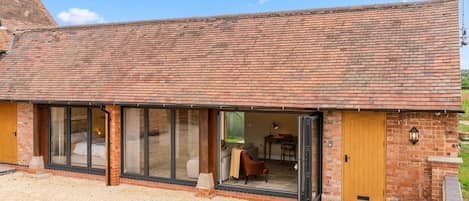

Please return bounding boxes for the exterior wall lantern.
[409,127,419,145]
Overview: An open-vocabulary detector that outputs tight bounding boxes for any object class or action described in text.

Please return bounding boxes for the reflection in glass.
[123,108,144,175]
[70,107,88,167]
[91,108,106,169]
[148,109,171,178]
[175,109,199,181]
[51,107,67,165]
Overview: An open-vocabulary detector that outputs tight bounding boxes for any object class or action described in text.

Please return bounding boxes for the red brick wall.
[322,110,342,201]
[386,112,459,201]
[17,103,34,166]
[430,162,460,201]
[321,112,459,201]
[106,105,121,185]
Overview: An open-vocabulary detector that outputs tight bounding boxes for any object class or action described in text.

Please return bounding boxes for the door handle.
[344,154,349,162]
[12,131,16,137]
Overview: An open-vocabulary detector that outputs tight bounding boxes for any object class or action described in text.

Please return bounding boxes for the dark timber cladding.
[0,0,461,112]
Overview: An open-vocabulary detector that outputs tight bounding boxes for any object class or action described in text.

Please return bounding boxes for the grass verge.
[460,144,469,200]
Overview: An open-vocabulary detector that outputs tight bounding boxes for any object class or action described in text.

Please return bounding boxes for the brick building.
[0,0,463,201]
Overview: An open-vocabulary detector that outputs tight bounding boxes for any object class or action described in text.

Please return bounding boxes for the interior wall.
[92,110,106,135]
[244,112,298,159]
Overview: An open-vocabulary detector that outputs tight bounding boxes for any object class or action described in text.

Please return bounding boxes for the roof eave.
[0,99,463,113]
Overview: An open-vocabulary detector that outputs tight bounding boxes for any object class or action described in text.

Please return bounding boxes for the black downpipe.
[99,105,111,186]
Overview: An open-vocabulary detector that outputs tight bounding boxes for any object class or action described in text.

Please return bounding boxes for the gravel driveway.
[0,172,243,201]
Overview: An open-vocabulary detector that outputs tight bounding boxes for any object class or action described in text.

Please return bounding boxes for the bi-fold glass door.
[298,115,322,201]
[216,111,322,200]
[121,107,200,185]
[48,106,106,174]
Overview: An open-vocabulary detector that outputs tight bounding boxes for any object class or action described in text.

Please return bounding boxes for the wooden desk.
[263,134,295,160]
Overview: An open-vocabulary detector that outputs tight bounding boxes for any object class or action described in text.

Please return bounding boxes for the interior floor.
[147,163,197,181]
[223,160,298,192]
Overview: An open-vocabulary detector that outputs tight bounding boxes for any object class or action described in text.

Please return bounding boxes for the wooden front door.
[0,103,17,164]
[343,112,386,201]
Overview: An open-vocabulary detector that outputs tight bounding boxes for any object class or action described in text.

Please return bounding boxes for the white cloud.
[58,8,104,25]
[258,0,269,5]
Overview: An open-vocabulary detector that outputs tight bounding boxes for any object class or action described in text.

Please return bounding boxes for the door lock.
[344,154,349,162]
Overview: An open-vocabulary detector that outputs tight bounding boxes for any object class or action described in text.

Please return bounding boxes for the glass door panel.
[70,107,88,167]
[148,109,172,178]
[175,109,199,181]
[50,107,67,165]
[91,108,106,169]
[123,108,145,175]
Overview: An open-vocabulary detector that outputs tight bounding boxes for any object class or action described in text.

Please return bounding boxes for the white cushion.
[186,158,199,178]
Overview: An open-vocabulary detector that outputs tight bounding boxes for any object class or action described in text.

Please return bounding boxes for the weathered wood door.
[0,103,17,164]
[343,112,386,201]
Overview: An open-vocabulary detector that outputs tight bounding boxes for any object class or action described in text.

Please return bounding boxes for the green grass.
[457,76,469,199]
[459,123,469,133]
[462,70,469,89]
[225,136,244,143]
[459,89,469,200]
[460,144,469,200]
[460,99,469,121]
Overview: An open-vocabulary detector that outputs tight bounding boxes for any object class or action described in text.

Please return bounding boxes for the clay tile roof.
[0,0,462,112]
[0,0,56,31]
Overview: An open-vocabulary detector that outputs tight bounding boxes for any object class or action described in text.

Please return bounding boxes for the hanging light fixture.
[409,127,419,145]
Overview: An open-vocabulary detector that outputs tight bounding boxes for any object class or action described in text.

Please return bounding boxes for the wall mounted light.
[272,122,280,130]
[409,127,419,145]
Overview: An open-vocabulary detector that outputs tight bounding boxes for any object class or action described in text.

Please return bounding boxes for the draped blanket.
[229,148,243,179]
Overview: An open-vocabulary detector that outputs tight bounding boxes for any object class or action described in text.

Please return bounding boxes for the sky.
[41,0,469,69]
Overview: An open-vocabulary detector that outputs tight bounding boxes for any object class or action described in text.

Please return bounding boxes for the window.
[123,108,144,175]
[71,107,88,167]
[122,107,200,184]
[91,108,106,169]
[50,107,66,165]
[48,106,106,174]
[225,112,245,143]
[175,109,199,181]
[148,109,171,178]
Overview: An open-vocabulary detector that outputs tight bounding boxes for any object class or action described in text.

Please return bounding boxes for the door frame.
[298,114,322,201]
[46,105,106,175]
[119,106,201,186]
[214,110,323,200]
[341,111,387,201]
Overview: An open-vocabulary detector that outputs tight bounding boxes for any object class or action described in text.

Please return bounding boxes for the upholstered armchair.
[240,151,269,184]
